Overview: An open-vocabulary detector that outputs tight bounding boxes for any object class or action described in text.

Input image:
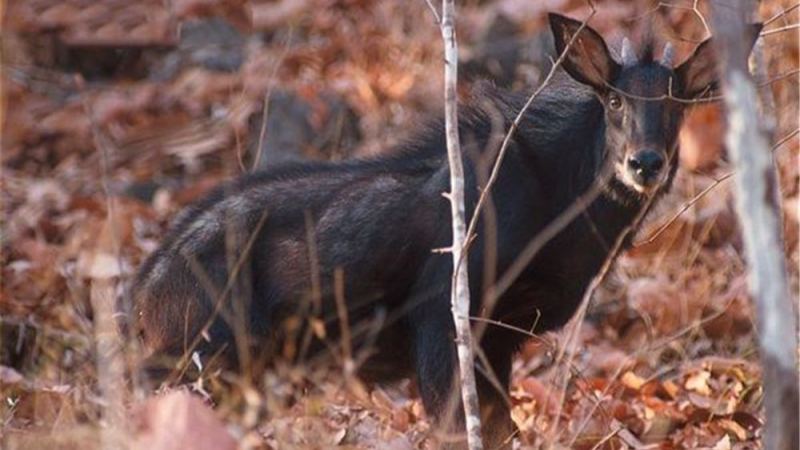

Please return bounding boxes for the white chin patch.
[614,161,662,195]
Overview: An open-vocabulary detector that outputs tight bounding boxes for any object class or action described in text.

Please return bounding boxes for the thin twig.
[333,268,354,377]
[761,23,800,36]
[634,126,798,247]
[588,425,623,450]
[634,173,733,246]
[462,7,598,262]
[763,3,800,26]
[628,0,710,37]
[422,0,441,24]
[170,210,271,383]
[252,27,294,171]
[486,170,611,311]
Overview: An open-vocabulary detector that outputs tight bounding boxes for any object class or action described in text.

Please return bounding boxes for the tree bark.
[710,3,799,450]
[439,0,483,448]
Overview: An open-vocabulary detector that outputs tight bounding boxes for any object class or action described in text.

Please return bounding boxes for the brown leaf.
[711,434,732,450]
[585,344,631,375]
[621,371,646,391]
[132,391,236,450]
[685,370,713,396]
[12,386,75,426]
[641,413,680,443]
[662,379,681,399]
[688,392,714,410]
[251,0,311,31]
[679,103,725,172]
[717,418,748,441]
[514,376,559,415]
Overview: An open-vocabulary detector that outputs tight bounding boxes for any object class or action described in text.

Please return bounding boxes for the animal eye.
[608,93,623,110]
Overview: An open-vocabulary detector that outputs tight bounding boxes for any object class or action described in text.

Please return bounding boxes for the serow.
[128,13,760,449]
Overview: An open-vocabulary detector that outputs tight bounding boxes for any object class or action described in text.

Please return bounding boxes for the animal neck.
[513,93,608,212]
[583,188,645,252]
[517,106,652,263]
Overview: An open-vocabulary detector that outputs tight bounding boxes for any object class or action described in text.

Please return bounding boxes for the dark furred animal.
[130,14,758,448]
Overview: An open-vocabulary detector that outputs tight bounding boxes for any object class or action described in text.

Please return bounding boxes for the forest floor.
[1,0,798,449]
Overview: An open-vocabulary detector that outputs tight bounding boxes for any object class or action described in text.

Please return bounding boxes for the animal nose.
[627,150,664,182]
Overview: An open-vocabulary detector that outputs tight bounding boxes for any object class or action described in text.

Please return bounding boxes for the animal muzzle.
[626,149,665,189]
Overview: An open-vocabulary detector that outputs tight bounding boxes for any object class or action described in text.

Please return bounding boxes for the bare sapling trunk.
[439,0,484,448]
[710,2,799,450]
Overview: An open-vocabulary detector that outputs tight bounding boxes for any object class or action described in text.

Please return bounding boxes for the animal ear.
[675,23,763,98]
[548,13,620,91]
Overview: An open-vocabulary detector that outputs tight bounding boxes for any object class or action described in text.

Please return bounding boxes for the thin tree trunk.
[439,0,483,448]
[91,278,127,449]
[709,3,799,450]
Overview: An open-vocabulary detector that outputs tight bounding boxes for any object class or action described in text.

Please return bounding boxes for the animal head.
[548,13,760,196]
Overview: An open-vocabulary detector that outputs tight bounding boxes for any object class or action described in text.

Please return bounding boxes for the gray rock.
[248,89,361,168]
[179,17,245,72]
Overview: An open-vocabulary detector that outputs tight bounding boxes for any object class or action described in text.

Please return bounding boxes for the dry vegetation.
[1,0,798,449]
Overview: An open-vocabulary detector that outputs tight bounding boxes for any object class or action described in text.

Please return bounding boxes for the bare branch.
[761,23,800,36]
[632,0,711,36]
[439,0,483,448]
[763,3,800,26]
[634,172,733,246]
[423,0,441,25]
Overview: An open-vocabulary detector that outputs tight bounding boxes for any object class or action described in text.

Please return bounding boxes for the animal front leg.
[410,298,466,448]
[410,294,516,449]
[474,347,515,449]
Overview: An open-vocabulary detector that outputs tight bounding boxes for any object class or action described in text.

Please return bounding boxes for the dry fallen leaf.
[712,434,732,450]
[662,380,680,399]
[686,370,713,396]
[621,371,646,391]
[132,391,236,450]
[717,418,748,441]
[730,411,762,435]
[514,376,559,415]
